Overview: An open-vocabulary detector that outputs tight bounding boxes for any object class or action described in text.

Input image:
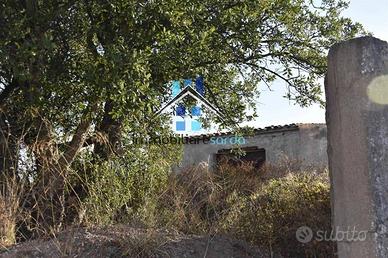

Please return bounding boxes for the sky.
[251,0,388,128]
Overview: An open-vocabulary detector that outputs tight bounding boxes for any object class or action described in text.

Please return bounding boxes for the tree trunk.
[94,100,122,160]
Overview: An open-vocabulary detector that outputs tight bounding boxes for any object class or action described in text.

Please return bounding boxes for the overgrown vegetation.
[1,159,334,257]
[75,143,180,226]
[153,161,334,258]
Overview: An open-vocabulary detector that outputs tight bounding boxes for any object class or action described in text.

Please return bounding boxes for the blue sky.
[251,0,388,128]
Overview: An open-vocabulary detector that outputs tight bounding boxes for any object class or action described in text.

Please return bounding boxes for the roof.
[182,123,326,139]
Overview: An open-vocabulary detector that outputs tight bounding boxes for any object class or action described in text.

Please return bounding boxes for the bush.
[155,161,335,258]
[75,143,181,226]
[226,173,334,257]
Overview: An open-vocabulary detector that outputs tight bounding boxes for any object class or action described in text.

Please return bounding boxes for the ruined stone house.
[175,123,328,170]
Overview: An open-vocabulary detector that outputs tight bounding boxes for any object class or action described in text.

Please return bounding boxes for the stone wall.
[175,123,327,170]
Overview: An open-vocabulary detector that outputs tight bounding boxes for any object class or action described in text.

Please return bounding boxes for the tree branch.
[58,103,97,170]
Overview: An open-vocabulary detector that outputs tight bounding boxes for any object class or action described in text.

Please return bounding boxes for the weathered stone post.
[325,36,388,257]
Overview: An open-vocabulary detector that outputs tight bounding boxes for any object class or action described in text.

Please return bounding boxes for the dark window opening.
[215,146,266,169]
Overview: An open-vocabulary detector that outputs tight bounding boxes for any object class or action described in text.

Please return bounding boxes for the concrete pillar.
[325,36,388,257]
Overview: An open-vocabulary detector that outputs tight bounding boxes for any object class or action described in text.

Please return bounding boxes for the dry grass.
[0,176,23,248]
[154,159,334,257]
[120,229,169,258]
[1,158,333,258]
[1,226,264,258]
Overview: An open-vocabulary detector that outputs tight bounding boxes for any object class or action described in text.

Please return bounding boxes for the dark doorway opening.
[215,146,266,169]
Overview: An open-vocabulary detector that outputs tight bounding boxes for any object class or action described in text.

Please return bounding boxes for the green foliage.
[77,143,181,225]
[0,0,364,131]
[81,160,135,225]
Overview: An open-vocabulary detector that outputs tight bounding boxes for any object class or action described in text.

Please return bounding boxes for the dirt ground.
[0,226,265,258]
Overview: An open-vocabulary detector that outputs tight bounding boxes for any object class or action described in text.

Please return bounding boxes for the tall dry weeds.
[0,176,23,248]
[155,159,334,258]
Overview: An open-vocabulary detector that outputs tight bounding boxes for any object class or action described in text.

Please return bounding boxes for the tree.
[0,0,362,235]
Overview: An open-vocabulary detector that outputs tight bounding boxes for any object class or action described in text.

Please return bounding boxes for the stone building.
[175,123,328,170]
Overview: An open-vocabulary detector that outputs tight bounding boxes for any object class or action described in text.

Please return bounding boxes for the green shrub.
[77,143,180,226]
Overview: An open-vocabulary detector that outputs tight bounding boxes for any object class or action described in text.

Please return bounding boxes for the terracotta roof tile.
[183,123,325,139]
